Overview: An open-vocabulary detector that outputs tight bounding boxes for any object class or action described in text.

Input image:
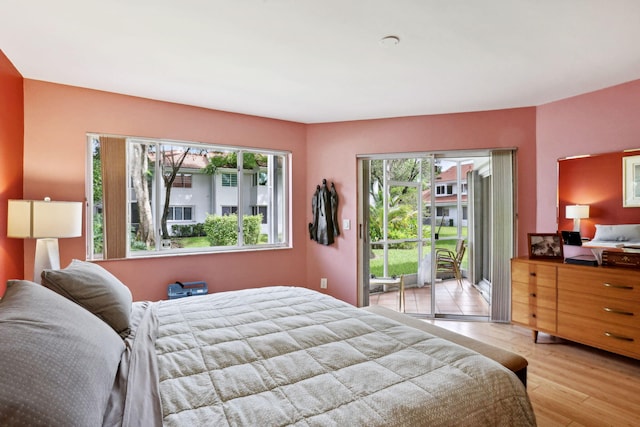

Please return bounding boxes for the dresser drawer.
[512,261,557,288]
[557,265,640,299]
[558,289,640,329]
[511,258,558,334]
[513,281,556,310]
[512,301,556,332]
[558,312,640,358]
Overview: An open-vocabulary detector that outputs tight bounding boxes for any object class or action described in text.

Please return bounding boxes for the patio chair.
[435,239,466,287]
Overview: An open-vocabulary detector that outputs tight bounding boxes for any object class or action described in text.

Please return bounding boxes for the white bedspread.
[153,286,535,426]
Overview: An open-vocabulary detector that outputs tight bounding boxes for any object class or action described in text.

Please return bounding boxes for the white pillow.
[593,224,640,242]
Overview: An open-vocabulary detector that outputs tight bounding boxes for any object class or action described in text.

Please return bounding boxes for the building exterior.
[422,163,473,227]
[140,151,271,235]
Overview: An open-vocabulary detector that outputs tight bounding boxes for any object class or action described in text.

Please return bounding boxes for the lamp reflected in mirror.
[565,204,589,232]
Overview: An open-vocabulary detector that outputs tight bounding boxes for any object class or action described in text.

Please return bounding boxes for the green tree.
[160,146,192,239]
[369,158,434,244]
[202,151,267,175]
[92,140,102,203]
[369,158,431,208]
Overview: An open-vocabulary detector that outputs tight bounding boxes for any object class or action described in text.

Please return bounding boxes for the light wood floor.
[425,319,640,426]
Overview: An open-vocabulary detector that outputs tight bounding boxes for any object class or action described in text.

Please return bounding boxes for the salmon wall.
[13,55,640,305]
[23,80,307,301]
[0,51,24,294]
[536,79,640,235]
[306,109,538,305]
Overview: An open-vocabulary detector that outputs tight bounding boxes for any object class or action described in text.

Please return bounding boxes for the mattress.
[117,286,535,426]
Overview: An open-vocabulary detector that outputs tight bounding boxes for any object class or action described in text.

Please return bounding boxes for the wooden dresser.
[511,257,640,359]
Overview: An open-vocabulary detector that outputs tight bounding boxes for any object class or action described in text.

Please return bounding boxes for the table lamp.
[7,198,83,283]
[565,204,589,232]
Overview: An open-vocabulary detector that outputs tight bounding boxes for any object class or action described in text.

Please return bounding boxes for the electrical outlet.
[342,219,351,230]
[320,278,328,289]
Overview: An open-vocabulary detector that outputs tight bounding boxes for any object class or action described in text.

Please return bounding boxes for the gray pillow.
[593,224,640,242]
[41,259,132,335]
[0,280,125,426]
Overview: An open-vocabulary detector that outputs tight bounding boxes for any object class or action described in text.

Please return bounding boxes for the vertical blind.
[490,150,516,322]
[100,136,127,259]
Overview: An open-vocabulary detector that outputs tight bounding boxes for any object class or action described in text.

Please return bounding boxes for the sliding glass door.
[359,150,514,320]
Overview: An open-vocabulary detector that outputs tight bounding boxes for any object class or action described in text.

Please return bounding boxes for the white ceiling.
[2,1,640,124]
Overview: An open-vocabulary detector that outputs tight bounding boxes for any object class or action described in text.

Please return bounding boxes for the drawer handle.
[529,272,536,277]
[530,293,537,298]
[603,307,634,316]
[531,313,536,318]
[603,283,634,290]
[604,331,635,342]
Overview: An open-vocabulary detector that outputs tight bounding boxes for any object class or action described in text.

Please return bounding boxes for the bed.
[581,224,640,264]
[0,260,536,426]
[582,224,640,248]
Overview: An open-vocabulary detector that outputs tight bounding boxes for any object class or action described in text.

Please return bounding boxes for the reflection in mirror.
[558,149,640,238]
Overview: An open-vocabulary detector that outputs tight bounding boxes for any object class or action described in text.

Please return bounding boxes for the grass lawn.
[173,234,269,248]
[174,227,466,279]
[370,226,467,277]
[173,236,211,247]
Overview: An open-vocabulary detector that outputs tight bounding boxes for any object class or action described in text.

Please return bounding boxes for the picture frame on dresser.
[528,233,564,259]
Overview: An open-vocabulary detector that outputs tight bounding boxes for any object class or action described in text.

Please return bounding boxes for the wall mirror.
[558,149,640,239]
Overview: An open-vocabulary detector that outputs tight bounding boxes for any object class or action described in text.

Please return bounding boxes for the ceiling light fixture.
[380,35,400,46]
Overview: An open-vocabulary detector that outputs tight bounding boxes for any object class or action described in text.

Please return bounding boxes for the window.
[221,206,238,216]
[436,207,450,217]
[168,206,193,221]
[87,135,289,259]
[253,171,268,186]
[221,173,237,187]
[436,184,453,196]
[252,205,268,224]
[172,173,192,188]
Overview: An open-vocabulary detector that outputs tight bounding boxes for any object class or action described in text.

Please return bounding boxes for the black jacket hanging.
[309,179,339,245]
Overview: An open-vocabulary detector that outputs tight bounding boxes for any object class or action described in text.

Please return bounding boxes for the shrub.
[369,204,417,249]
[171,223,206,237]
[243,214,262,245]
[204,214,262,246]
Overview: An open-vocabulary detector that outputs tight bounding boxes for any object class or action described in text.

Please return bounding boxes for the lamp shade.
[7,199,83,238]
[565,204,589,220]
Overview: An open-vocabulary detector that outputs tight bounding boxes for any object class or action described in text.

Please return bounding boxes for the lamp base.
[34,238,60,283]
[573,218,581,232]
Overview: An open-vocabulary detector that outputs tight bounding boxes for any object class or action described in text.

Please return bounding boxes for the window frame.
[86,134,291,260]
